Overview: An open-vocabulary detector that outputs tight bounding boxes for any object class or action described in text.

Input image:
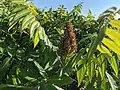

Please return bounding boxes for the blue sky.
[33,0,120,16]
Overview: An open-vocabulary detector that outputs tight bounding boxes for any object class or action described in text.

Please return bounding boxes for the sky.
[33,0,120,16]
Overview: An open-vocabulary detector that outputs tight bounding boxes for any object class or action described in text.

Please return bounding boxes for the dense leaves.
[1,0,120,90]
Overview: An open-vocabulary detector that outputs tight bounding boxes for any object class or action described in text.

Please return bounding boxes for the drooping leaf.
[108,56,118,77]
[38,27,58,50]
[103,7,117,14]
[97,44,111,56]
[22,13,34,30]
[22,17,35,30]
[30,21,40,38]
[99,7,117,19]
[77,65,86,86]
[33,30,39,48]
[102,38,120,55]
[110,20,120,29]
[8,22,17,31]
[28,4,38,16]
[11,5,27,14]
[87,61,95,82]
[98,55,105,80]
[106,72,118,90]
[12,8,31,24]
[11,0,25,4]
[105,28,120,47]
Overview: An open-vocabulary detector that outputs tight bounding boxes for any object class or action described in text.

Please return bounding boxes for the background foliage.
[1,0,120,90]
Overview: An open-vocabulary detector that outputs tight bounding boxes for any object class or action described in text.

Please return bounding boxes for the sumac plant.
[0,0,120,90]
